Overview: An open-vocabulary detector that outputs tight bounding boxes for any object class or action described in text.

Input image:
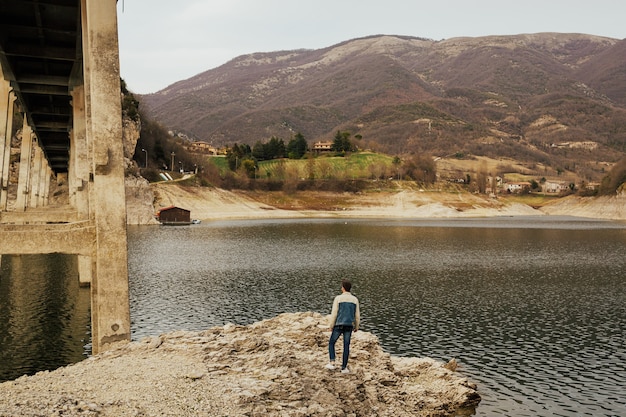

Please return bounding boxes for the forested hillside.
[139,33,626,183]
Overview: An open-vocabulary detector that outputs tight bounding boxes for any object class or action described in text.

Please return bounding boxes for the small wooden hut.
[155,206,191,225]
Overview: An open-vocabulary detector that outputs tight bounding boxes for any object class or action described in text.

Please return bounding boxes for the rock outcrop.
[125,175,159,225]
[0,312,480,416]
[122,115,141,161]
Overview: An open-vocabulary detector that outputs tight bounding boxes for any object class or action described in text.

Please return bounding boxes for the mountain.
[141,33,626,180]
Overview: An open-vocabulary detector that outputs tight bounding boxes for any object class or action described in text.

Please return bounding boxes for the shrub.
[598,158,626,195]
[141,168,162,183]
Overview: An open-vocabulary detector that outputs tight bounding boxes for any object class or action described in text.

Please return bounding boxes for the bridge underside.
[0,0,130,354]
[0,0,78,174]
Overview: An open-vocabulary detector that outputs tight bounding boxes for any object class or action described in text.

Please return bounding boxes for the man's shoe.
[341,367,350,374]
[325,363,336,370]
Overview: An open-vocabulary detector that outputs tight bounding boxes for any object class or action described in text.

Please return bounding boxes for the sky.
[116,0,626,94]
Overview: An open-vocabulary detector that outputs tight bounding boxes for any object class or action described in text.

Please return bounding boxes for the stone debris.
[0,312,480,416]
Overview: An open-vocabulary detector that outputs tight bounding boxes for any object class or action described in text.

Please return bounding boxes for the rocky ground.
[0,312,480,417]
[539,193,626,219]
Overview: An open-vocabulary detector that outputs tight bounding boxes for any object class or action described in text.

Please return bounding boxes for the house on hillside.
[155,206,191,225]
[505,182,531,194]
[186,141,218,155]
[543,180,569,193]
[312,141,333,153]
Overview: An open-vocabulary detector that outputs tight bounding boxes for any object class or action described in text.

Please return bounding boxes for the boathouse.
[157,206,191,225]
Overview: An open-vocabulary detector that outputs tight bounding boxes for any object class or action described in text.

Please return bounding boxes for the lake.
[1,216,625,416]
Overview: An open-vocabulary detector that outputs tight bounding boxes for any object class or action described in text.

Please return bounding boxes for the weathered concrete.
[81,0,131,354]
[78,255,93,287]
[0,0,131,354]
[37,160,50,207]
[14,118,33,211]
[69,86,90,220]
[43,166,52,204]
[0,207,80,224]
[0,221,94,256]
[0,81,15,210]
[28,145,42,208]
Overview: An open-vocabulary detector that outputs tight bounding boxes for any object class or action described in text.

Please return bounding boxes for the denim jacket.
[329,291,360,330]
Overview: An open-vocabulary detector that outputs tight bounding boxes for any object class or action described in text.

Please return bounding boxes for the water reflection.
[0,254,91,381]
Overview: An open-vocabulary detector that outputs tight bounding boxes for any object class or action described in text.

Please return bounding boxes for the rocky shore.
[126,179,626,225]
[0,312,480,416]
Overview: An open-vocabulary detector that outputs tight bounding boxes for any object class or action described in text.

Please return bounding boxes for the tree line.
[125,81,626,195]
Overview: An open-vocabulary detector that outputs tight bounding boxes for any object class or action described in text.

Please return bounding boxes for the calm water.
[0,254,91,380]
[1,217,626,416]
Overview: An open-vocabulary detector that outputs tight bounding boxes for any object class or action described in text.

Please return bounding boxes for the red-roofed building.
[155,206,191,225]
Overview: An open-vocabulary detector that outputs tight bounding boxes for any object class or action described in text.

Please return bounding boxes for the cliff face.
[122,115,141,161]
[0,312,480,416]
[124,175,159,225]
[123,113,160,225]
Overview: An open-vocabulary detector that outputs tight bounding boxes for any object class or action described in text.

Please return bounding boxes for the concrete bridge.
[0,0,130,354]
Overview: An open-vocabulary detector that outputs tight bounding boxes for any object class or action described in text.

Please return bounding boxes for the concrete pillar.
[1,80,16,210]
[15,119,33,211]
[43,166,52,205]
[37,157,48,207]
[78,255,93,286]
[70,86,89,219]
[68,129,76,207]
[82,0,130,354]
[29,144,42,208]
[68,85,95,287]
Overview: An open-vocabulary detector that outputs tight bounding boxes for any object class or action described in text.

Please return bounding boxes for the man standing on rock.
[326,279,360,374]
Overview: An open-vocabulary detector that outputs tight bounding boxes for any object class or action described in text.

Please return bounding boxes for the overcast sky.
[116,0,626,94]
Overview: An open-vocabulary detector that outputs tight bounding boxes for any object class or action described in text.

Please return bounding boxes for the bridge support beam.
[1,80,16,210]
[15,118,33,211]
[0,222,95,256]
[0,0,131,356]
[81,0,130,354]
[69,85,90,220]
[37,159,50,208]
[29,144,42,208]
[78,255,93,287]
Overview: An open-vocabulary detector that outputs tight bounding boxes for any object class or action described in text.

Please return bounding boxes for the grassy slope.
[203,151,579,187]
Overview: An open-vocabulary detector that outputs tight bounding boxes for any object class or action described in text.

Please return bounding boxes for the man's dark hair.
[342,280,352,292]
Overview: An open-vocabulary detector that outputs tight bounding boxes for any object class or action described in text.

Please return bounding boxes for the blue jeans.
[329,325,353,369]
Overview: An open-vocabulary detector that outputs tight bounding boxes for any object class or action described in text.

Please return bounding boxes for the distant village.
[183,138,335,156]
[179,136,599,196]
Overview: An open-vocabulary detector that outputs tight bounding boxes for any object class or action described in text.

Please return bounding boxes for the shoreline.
[127,181,626,225]
[0,312,480,416]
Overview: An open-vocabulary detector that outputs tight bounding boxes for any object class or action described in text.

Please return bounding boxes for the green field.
[205,153,396,180]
